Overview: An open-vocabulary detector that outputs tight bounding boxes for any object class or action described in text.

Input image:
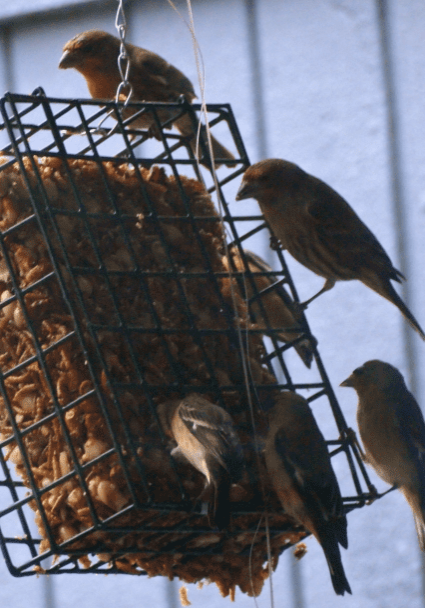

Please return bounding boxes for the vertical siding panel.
[0,27,13,148]
[0,8,186,608]
[129,1,273,260]
[0,26,50,608]
[254,0,421,607]
[388,0,425,407]
[244,0,269,160]
[10,10,115,97]
[0,4,261,608]
[386,0,425,602]
[130,0,255,161]
[1,1,423,606]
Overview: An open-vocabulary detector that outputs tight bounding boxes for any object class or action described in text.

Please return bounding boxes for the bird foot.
[344,427,357,443]
[296,279,336,310]
[147,123,163,141]
[269,235,282,251]
[293,300,309,315]
[344,427,367,460]
[366,485,379,505]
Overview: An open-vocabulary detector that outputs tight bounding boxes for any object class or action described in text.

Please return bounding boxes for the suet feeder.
[0,89,375,596]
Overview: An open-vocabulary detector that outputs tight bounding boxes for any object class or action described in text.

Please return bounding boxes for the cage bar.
[0,90,377,587]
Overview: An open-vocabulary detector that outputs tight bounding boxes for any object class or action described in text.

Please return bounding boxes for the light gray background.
[0,0,424,606]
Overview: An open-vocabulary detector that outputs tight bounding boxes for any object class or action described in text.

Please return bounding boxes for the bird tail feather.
[402,486,425,551]
[293,339,314,369]
[363,277,425,341]
[332,515,348,550]
[414,513,425,552]
[209,471,232,530]
[175,115,236,169]
[319,528,352,596]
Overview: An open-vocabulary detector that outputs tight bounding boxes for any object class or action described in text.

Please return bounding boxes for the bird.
[236,158,425,340]
[341,359,425,551]
[222,247,314,367]
[264,391,351,596]
[157,393,244,529]
[58,29,235,168]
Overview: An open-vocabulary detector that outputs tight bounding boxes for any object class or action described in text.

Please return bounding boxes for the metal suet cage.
[0,89,377,592]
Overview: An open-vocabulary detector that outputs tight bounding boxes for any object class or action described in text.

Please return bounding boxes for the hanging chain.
[115,0,133,107]
[95,0,133,132]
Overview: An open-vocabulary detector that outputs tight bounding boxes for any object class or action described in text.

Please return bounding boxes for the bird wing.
[178,396,243,479]
[274,425,343,522]
[131,47,196,101]
[242,249,273,274]
[243,250,299,315]
[394,389,425,463]
[306,177,403,281]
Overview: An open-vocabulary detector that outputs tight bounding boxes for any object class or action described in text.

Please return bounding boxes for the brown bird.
[265,391,351,596]
[236,158,425,340]
[58,29,235,167]
[157,393,244,529]
[222,248,314,367]
[341,360,425,550]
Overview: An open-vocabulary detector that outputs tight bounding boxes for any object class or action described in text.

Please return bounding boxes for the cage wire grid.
[0,89,378,578]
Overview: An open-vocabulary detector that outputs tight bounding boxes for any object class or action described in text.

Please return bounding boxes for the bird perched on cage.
[58,29,235,168]
[157,393,244,530]
[222,247,314,368]
[236,158,425,340]
[341,359,425,551]
[264,391,351,596]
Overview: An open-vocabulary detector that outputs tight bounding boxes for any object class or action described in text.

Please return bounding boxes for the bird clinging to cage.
[236,158,425,340]
[264,391,351,596]
[157,394,244,530]
[58,29,235,168]
[222,247,314,368]
[341,360,425,551]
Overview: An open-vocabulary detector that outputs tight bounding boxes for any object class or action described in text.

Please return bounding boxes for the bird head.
[156,400,180,437]
[267,390,312,425]
[236,158,304,202]
[59,29,121,73]
[340,359,405,393]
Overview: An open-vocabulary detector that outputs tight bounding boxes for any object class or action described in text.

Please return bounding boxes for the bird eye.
[82,44,93,53]
[354,367,364,376]
[258,174,270,183]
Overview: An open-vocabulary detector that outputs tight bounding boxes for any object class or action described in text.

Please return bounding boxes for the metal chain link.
[95,0,133,133]
[115,0,133,106]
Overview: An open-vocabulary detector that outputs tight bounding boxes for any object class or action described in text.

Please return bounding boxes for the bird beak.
[340,374,354,388]
[59,49,75,69]
[235,180,257,201]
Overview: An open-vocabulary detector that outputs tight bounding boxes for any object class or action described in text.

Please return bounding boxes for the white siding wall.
[0,1,424,607]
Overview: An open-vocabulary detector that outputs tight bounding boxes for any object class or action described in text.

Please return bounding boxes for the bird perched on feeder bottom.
[157,394,244,530]
[236,158,425,340]
[341,360,425,551]
[222,248,314,368]
[58,29,235,168]
[264,391,351,596]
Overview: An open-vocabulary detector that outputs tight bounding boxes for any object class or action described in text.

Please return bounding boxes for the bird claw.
[293,300,309,315]
[297,279,337,311]
[344,427,357,443]
[344,427,367,460]
[365,485,379,505]
[343,429,380,505]
[269,235,281,251]
[147,123,162,141]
